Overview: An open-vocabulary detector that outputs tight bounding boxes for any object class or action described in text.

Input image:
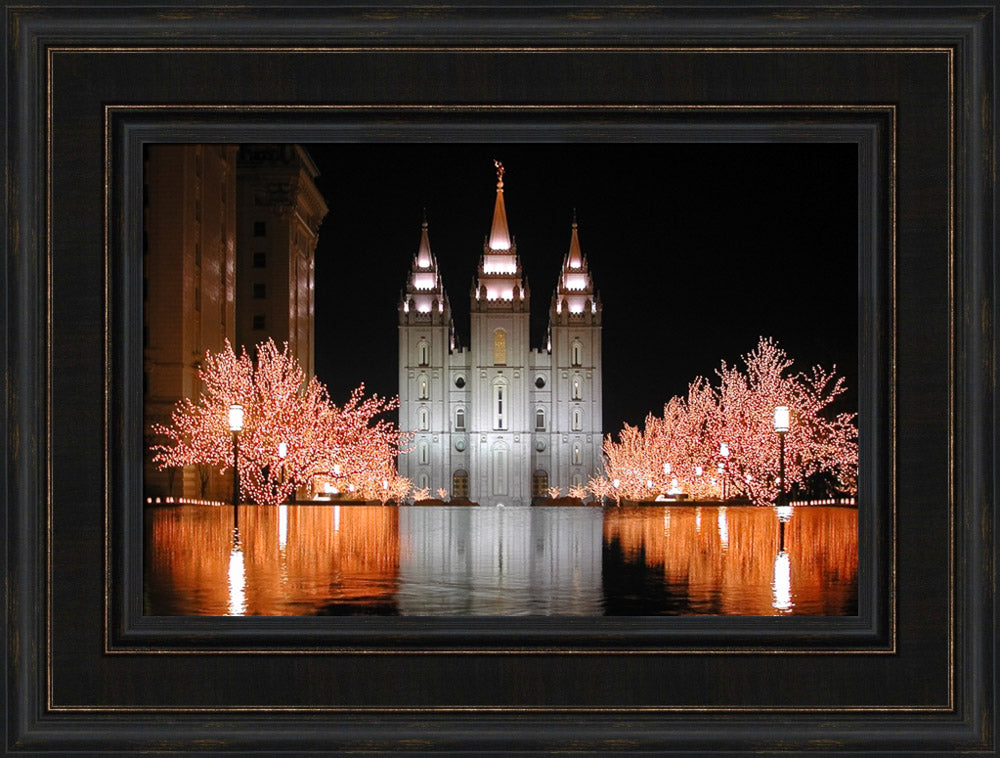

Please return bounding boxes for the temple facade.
[398,163,604,506]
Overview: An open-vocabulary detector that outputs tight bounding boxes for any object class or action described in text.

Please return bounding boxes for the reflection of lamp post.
[773,504,794,611]
[774,405,790,505]
[719,442,729,501]
[228,404,244,514]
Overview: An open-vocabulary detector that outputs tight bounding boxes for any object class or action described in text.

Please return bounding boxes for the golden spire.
[488,160,511,250]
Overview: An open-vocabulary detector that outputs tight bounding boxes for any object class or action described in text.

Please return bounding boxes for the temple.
[398,163,604,505]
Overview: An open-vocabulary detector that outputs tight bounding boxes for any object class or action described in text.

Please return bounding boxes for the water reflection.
[145,504,857,616]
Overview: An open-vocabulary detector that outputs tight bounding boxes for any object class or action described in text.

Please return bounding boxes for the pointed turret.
[400,218,454,332]
[488,161,512,250]
[551,214,600,324]
[473,160,527,311]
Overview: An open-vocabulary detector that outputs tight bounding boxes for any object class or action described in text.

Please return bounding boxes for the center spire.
[488,159,511,251]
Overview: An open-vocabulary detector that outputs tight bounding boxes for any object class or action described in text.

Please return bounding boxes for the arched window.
[418,375,429,399]
[491,442,508,495]
[418,407,429,430]
[572,407,583,431]
[417,441,429,465]
[493,329,507,365]
[535,408,545,431]
[572,443,582,465]
[452,470,469,498]
[417,340,429,366]
[532,470,549,497]
[572,375,582,400]
[455,407,465,430]
[418,473,429,490]
[493,379,508,430]
[571,340,583,367]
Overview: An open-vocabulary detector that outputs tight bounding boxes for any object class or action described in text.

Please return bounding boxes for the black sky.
[309,143,858,434]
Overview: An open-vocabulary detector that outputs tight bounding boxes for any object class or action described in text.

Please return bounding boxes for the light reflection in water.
[145,504,857,616]
[226,530,247,616]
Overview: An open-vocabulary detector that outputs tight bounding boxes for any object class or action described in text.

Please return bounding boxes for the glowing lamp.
[228,404,244,433]
[719,442,729,458]
[773,405,790,433]
[663,462,671,475]
[278,442,287,459]
[695,465,703,477]
[612,478,620,489]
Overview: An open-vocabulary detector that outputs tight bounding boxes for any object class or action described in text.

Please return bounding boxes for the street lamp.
[774,405,790,505]
[277,441,288,501]
[612,477,621,507]
[719,442,730,501]
[228,404,244,510]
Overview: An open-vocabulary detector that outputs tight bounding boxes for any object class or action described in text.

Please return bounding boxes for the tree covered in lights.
[598,337,857,505]
[150,339,409,506]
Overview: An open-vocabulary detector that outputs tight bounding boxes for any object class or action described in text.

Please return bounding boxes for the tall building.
[144,143,327,500]
[398,164,603,506]
[143,145,238,499]
[235,145,329,376]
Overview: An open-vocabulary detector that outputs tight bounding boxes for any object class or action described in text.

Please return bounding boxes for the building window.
[417,340,429,366]
[253,220,267,237]
[418,407,429,430]
[418,441,429,465]
[572,408,583,431]
[252,282,266,299]
[572,376,582,400]
[493,329,507,365]
[253,252,266,268]
[194,242,201,267]
[572,444,582,465]
[535,408,545,431]
[532,471,549,497]
[252,314,266,330]
[493,381,507,430]
[452,470,469,498]
[492,443,508,496]
[194,287,200,311]
[455,375,466,388]
[455,408,465,431]
[418,375,429,399]
[572,340,583,367]
[418,473,429,490]
[535,376,546,388]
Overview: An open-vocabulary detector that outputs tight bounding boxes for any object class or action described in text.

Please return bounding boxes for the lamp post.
[774,405,790,505]
[277,441,288,501]
[612,478,621,507]
[719,442,729,501]
[228,403,244,527]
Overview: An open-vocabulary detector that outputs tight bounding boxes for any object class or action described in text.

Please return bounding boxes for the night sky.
[309,143,858,434]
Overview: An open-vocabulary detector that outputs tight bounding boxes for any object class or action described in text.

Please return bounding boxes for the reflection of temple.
[145,504,858,616]
[395,507,603,615]
[602,506,858,615]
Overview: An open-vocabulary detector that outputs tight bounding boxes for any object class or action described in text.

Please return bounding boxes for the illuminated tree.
[601,338,857,506]
[412,486,431,502]
[151,340,408,506]
[547,486,561,500]
[568,484,588,501]
[436,488,449,501]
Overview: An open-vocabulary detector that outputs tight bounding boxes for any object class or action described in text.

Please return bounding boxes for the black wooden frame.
[4,2,996,755]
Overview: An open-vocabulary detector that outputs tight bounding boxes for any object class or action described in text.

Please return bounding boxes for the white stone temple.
[397,162,603,506]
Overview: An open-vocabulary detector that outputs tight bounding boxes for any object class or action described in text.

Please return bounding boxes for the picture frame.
[4,2,995,754]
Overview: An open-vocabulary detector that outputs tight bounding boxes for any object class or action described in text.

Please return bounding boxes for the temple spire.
[567,214,583,269]
[488,160,511,251]
[416,215,433,268]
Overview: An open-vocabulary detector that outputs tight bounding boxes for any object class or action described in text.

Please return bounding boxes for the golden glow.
[603,506,857,615]
[226,536,247,616]
[774,404,790,433]
[493,329,507,365]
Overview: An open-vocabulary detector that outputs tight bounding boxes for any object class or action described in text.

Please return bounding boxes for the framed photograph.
[4,2,995,754]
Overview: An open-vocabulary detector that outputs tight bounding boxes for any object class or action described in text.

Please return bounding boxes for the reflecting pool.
[144,504,857,616]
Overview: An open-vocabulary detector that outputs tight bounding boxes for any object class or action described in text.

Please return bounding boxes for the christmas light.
[596,337,858,505]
